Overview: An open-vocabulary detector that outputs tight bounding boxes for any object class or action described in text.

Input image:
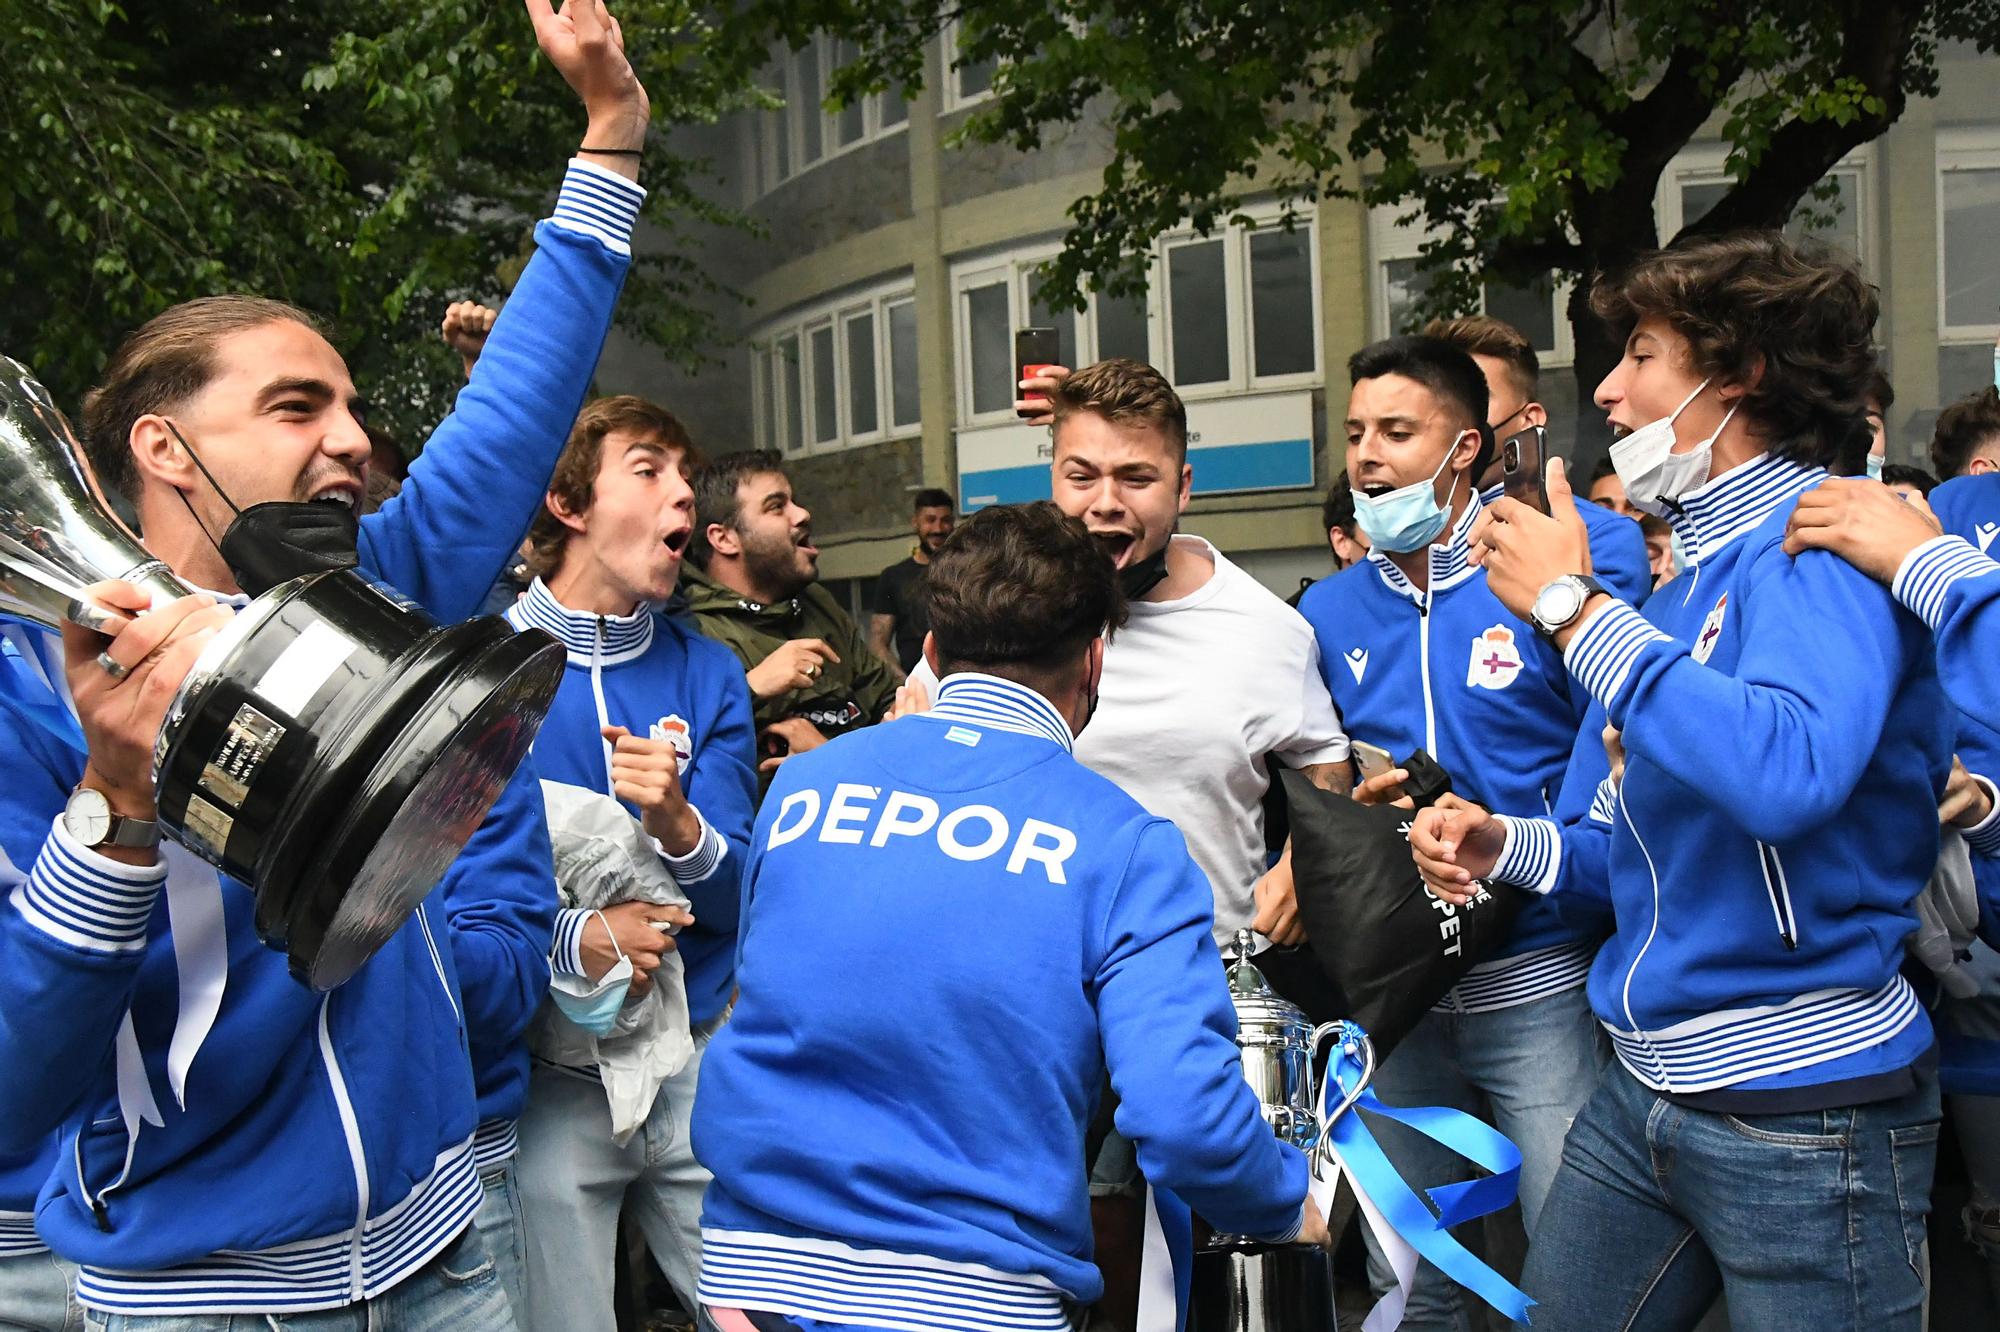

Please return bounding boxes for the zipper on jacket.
[1418,590,1437,758]
[1614,778,1673,1090]
[591,617,615,793]
[416,902,463,1034]
[1757,842,1800,951]
[317,993,371,1299]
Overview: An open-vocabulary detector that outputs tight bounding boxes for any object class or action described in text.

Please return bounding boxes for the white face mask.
[1609,379,1738,517]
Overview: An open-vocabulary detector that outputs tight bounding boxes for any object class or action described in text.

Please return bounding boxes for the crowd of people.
[8,5,2000,1332]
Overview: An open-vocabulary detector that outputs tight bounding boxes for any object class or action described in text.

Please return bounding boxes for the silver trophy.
[1188,929,1370,1332]
[0,355,566,989]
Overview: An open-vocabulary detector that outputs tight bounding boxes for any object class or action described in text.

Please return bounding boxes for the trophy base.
[153,571,564,989]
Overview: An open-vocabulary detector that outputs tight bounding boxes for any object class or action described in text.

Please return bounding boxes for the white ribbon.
[1313,1056,1419,1332]
[162,848,229,1108]
[1135,1182,1177,1331]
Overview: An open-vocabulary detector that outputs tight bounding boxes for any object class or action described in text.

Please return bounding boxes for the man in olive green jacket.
[685,451,899,775]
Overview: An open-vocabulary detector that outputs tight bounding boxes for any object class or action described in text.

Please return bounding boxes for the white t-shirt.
[913,535,1350,943]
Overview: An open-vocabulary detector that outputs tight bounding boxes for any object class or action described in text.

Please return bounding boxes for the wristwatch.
[1529,574,1609,638]
[63,786,161,850]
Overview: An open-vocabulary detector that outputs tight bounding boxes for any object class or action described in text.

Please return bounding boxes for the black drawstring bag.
[1277,764,1525,1059]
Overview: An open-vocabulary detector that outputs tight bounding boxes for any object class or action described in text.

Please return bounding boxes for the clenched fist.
[602,725,700,855]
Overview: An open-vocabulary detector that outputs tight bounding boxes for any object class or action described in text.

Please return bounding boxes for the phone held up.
[1498,424,1550,515]
[1015,327,1062,420]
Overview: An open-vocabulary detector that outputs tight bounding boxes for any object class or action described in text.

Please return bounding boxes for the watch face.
[1536,580,1582,630]
[65,790,112,846]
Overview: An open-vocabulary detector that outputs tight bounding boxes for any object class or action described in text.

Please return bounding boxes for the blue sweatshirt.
[692,674,1307,1329]
[504,577,758,1027]
[0,159,639,1305]
[1491,452,1952,1094]
[1297,495,1604,1011]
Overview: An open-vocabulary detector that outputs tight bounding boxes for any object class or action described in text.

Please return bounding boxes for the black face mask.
[1118,543,1170,600]
[219,500,359,597]
[165,421,360,597]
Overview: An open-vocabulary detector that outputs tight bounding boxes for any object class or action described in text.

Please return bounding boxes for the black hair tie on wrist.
[580,146,644,157]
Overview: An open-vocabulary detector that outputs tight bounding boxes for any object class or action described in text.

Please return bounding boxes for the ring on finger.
[96,651,130,681]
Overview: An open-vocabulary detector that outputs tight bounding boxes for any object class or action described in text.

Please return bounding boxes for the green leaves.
[0,0,765,447]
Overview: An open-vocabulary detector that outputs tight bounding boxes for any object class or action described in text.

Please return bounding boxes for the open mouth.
[1360,482,1394,499]
[662,527,691,556]
[1091,530,1137,566]
[309,486,360,512]
[794,531,818,557]
[1607,422,1634,442]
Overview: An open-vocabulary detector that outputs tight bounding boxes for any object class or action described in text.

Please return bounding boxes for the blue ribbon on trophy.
[1311,1021,1535,1329]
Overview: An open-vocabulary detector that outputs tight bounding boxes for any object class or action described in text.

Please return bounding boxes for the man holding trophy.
[0,1,651,1327]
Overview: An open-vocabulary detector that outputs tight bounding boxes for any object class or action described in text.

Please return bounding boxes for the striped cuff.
[10,816,164,953]
[1491,815,1561,895]
[1892,535,2000,632]
[1965,775,2000,858]
[547,158,646,256]
[550,907,596,979]
[655,807,727,886]
[1260,1198,1308,1245]
[1563,600,1670,713]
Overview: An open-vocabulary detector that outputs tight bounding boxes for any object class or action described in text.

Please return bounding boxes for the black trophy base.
[153,569,564,990]
[1189,1244,1338,1332]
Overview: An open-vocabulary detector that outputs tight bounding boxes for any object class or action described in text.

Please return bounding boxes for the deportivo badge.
[650,715,694,774]
[1466,625,1524,691]
[1692,592,1729,665]
[1344,647,1369,685]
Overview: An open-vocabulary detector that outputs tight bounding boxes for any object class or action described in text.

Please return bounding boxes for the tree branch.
[1686,0,1926,237]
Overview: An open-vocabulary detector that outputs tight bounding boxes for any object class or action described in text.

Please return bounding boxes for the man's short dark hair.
[1930,387,2000,481]
[1589,455,1619,487]
[927,501,1127,680]
[1320,473,1358,538]
[1422,314,1540,403]
[913,488,954,513]
[689,449,786,568]
[1347,336,1494,477]
[1589,231,1879,469]
[1881,463,1939,495]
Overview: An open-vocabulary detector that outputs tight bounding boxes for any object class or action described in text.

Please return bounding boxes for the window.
[1369,208,1573,363]
[844,310,878,436]
[887,299,921,428]
[1659,144,1874,271]
[749,277,919,454]
[1938,129,2000,407]
[944,21,998,110]
[752,37,910,197]
[1939,132,2000,336]
[949,208,1320,426]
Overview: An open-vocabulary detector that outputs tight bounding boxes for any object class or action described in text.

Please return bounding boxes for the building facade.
[594,37,2000,606]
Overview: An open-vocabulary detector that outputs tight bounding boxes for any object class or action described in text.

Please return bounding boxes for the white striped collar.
[507,577,655,664]
[1666,451,1825,566]
[930,673,1075,752]
[1367,490,1484,601]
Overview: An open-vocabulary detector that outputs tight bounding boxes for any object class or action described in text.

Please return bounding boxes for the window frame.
[941,19,998,112]
[752,36,910,199]
[1366,204,1576,366]
[1937,128,2000,343]
[947,205,1320,427]
[748,276,918,456]
[1657,143,1877,277]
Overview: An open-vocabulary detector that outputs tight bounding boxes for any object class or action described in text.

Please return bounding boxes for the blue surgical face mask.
[1352,437,1469,554]
[549,911,633,1037]
[1865,452,1885,482]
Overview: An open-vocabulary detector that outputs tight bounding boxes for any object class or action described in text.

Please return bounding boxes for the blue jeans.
[474,1161,527,1326]
[516,1021,715,1331]
[1522,1058,1939,1331]
[80,1226,513,1331]
[0,1250,83,1331]
[1359,983,1607,1332]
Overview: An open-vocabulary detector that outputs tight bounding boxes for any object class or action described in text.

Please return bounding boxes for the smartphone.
[1499,424,1549,514]
[1352,740,1398,784]
[1015,327,1062,418]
